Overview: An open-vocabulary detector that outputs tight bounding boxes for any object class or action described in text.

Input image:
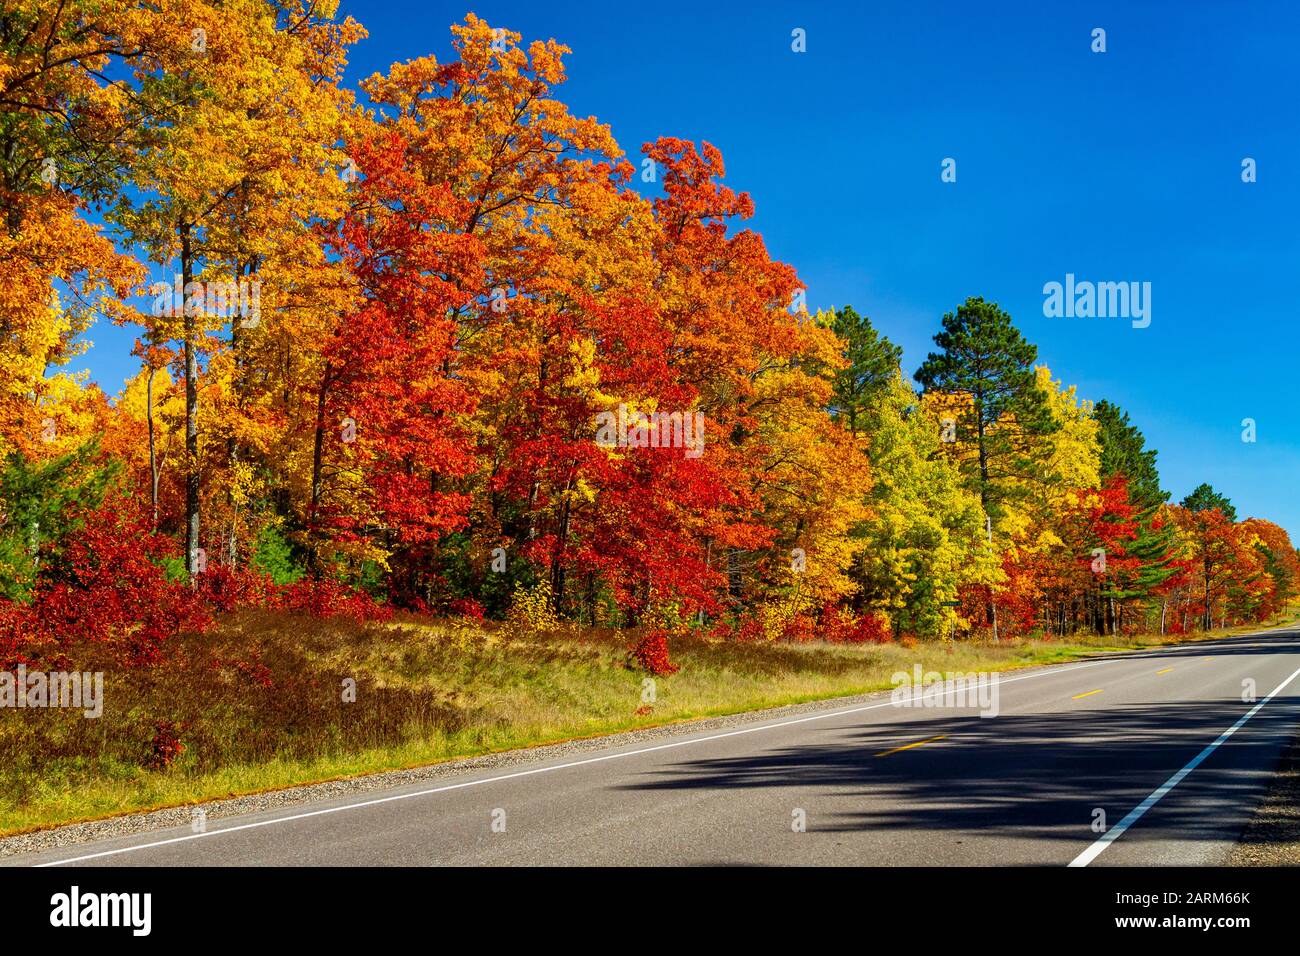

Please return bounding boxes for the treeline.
[1,5,1295,667]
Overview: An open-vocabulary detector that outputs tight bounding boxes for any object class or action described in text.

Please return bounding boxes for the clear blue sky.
[77,1,1300,539]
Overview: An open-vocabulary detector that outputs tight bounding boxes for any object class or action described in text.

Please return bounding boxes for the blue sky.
[78,1,1300,538]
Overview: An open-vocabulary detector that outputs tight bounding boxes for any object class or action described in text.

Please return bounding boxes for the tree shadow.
[617,698,1300,843]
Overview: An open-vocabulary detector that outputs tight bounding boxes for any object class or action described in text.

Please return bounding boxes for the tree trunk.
[1202,557,1213,631]
[180,223,201,578]
[307,366,331,573]
[146,365,160,530]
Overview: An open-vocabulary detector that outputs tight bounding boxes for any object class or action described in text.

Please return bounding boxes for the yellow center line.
[1204,656,1214,661]
[1073,689,1104,700]
[875,734,947,758]
[1156,667,1174,675]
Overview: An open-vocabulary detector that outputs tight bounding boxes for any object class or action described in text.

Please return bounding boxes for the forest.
[3,3,1297,679]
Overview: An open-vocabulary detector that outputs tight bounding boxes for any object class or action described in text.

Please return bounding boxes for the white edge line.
[36,655,1122,867]
[1068,663,1300,867]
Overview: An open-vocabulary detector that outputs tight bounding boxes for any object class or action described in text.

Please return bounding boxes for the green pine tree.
[823,305,903,438]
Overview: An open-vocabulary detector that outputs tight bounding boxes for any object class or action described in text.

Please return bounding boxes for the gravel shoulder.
[1228,720,1300,866]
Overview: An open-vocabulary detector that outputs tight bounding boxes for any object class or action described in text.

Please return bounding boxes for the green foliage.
[1094,399,1167,510]
[250,524,304,586]
[1092,400,1178,602]
[850,372,997,637]
[1181,483,1237,521]
[158,554,189,585]
[0,442,120,601]
[435,532,539,618]
[822,305,903,437]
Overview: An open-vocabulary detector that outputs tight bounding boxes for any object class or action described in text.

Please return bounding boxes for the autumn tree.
[111,0,361,576]
[1175,484,1240,630]
[0,0,147,460]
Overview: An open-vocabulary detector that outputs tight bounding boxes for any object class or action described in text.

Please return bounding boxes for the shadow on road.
[617,697,1300,844]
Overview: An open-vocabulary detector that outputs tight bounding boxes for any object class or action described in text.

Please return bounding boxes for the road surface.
[10,627,1300,866]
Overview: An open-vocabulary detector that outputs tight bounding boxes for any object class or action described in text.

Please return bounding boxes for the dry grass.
[0,609,1289,835]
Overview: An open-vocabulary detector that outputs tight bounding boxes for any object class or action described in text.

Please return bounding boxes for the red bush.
[1,497,211,668]
[448,597,485,620]
[781,614,818,642]
[194,565,278,613]
[147,719,187,769]
[817,604,891,644]
[630,628,680,676]
[278,577,393,622]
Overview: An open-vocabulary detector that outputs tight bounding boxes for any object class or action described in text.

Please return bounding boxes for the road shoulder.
[1229,720,1300,865]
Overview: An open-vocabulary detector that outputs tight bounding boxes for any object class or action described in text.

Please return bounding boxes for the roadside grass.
[1,609,1294,836]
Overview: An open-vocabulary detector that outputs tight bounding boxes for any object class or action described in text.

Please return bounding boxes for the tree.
[915,297,1057,637]
[825,305,902,438]
[1173,487,1241,631]
[1240,518,1300,621]
[112,0,361,576]
[1093,400,1167,509]
[0,0,147,461]
[858,372,998,638]
[1091,399,1179,626]
[1181,483,1237,522]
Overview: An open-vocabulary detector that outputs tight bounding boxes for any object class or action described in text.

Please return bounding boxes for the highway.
[10,627,1300,867]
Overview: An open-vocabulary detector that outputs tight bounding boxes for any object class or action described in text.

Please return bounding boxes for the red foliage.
[781,614,818,642]
[817,604,891,644]
[194,565,279,613]
[448,597,486,620]
[0,496,210,668]
[278,577,393,622]
[147,719,186,770]
[630,628,680,676]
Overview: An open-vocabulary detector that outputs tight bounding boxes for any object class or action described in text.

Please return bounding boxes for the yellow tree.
[0,0,148,460]
[112,0,362,574]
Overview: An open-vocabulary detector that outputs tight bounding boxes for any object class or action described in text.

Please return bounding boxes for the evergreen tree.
[915,297,1058,525]
[1093,399,1178,626]
[1181,483,1237,521]
[824,305,902,438]
[915,297,1057,638]
[1093,400,1167,509]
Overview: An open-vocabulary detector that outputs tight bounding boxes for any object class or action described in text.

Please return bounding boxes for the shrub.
[249,524,304,585]
[501,580,561,637]
[0,495,210,668]
[278,577,393,622]
[819,604,891,644]
[630,628,680,676]
[146,719,186,770]
[195,564,278,613]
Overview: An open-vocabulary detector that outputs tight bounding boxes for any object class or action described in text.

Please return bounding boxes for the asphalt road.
[12,626,1300,867]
